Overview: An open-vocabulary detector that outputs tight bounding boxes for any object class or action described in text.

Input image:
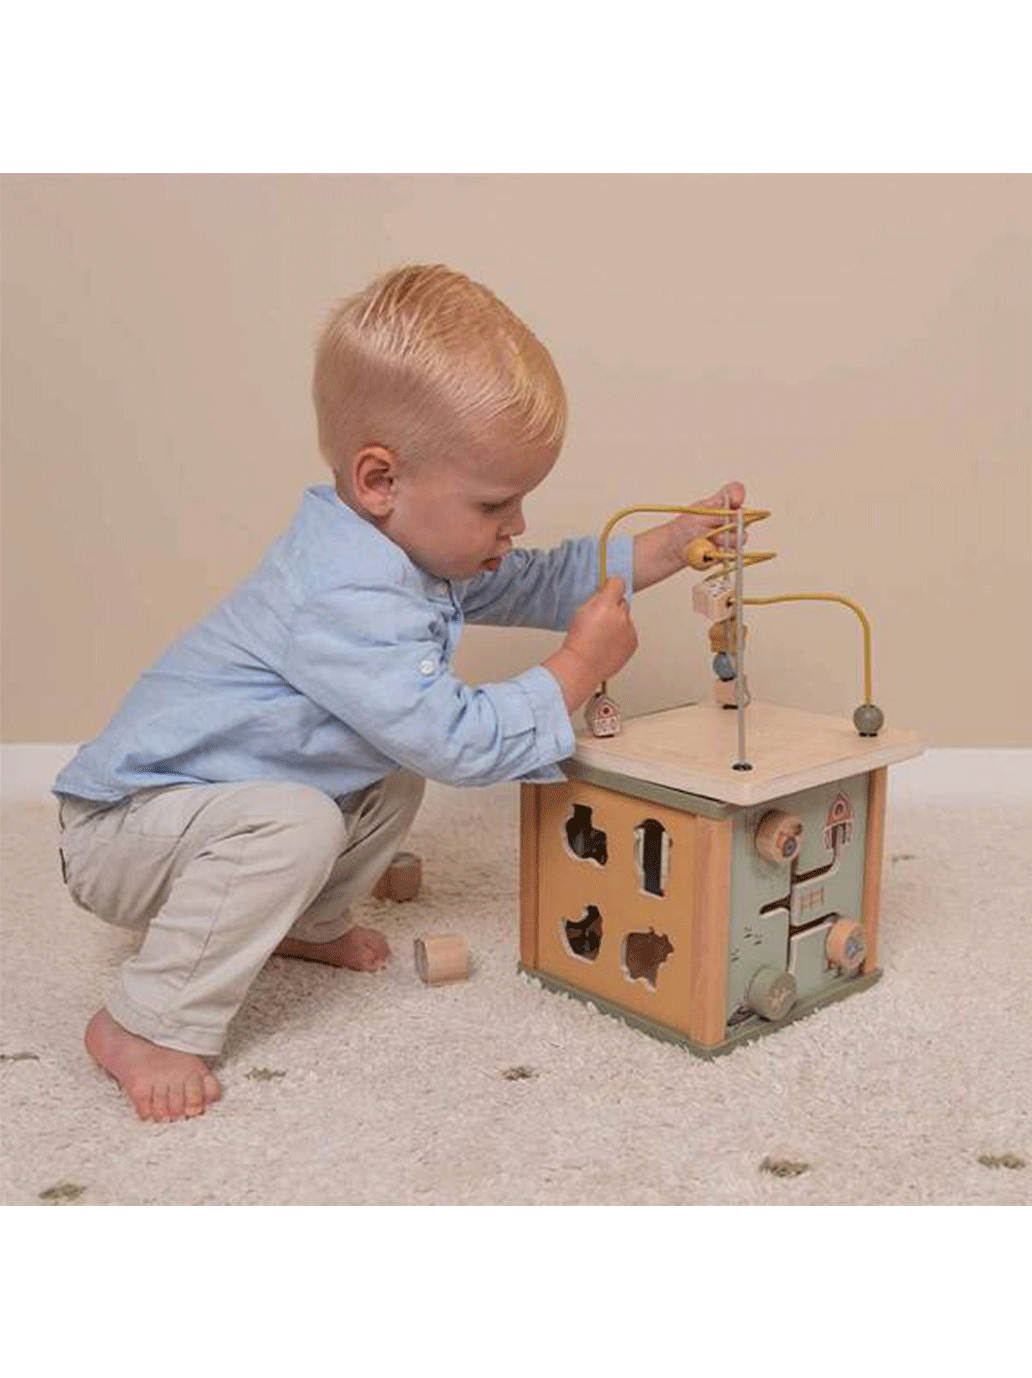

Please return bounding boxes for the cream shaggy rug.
[2,753,1029,1206]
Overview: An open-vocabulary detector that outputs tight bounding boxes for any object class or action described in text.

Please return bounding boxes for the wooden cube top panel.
[572,701,923,806]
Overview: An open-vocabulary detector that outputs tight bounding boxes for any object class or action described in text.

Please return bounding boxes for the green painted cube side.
[726,775,870,1020]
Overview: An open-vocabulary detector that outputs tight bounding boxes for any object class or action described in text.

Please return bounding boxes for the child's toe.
[184,1074,206,1116]
[167,1082,186,1121]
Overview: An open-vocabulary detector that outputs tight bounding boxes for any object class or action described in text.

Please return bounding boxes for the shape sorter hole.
[562,905,603,961]
[564,804,608,866]
[633,818,669,897]
[621,927,674,989]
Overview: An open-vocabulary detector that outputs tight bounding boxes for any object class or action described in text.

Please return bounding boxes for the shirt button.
[419,658,435,676]
[436,582,449,597]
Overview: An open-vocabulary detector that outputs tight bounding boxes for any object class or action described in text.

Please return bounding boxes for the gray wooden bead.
[713,652,736,681]
[853,703,884,736]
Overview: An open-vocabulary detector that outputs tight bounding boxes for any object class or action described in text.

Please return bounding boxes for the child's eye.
[480,500,507,514]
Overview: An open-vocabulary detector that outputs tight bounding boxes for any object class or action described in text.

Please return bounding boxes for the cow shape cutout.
[622,927,675,988]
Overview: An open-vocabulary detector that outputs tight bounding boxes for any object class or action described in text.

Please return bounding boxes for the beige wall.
[2,175,1030,747]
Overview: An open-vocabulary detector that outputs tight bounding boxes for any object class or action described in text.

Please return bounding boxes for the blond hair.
[311,264,566,477]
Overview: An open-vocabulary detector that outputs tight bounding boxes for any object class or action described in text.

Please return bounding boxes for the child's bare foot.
[84,1009,221,1122]
[274,924,389,972]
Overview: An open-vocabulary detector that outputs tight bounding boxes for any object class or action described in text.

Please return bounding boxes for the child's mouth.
[481,556,503,571]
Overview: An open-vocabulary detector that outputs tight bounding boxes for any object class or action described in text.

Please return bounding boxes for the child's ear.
[352,445,399,517]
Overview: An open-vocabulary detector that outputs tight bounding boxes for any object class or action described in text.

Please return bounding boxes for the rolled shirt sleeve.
[283,585,576,787]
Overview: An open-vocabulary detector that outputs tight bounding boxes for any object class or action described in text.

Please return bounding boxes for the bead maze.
[520,498,923,1057]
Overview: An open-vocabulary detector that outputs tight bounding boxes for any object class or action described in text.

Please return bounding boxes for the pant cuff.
[284,909,354,945]
[106,990,224,1059]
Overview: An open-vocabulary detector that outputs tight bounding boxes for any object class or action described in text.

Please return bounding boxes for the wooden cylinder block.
[414,933,469,985]
[372,851,422,902]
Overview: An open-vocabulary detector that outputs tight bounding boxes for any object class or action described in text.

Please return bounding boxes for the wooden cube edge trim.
[686,814,734,1047]
[861,767,888,973]
[519,783,541,969]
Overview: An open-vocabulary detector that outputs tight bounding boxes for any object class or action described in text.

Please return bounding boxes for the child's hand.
[564,576,638,683]
[690,480,746,551]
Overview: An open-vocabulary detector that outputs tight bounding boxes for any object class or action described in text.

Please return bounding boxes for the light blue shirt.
[53,483,635,803]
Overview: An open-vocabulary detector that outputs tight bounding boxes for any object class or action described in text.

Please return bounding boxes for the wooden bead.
[692,578,734,621]
[414,933,469,985]
[713,651,736,681]
[713,674,750,708]
[684,537,721,570]
[853,703,885,736]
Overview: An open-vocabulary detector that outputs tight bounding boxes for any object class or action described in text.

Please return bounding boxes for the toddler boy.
[54,263,742,1122]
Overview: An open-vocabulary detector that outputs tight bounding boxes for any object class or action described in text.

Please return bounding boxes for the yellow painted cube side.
[525,779,731,1044]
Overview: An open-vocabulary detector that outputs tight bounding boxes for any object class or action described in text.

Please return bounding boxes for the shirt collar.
[307,484,454,603]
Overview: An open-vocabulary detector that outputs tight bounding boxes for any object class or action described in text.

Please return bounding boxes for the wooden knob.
[747,967,797,1021]
[685,537,721,570]
[755,811,803,864]
[414,933,469,985]
[826,919,866,973]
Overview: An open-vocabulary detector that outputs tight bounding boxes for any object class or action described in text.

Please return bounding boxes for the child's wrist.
[542,646,599,713]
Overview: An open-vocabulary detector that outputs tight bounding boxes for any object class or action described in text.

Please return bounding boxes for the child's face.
[379,440,560,581]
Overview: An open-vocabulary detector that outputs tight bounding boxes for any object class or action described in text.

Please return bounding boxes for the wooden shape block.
[372,851,422,902]
[414,933,468,985]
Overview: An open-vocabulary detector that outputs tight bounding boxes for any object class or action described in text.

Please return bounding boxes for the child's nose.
[503,506,526,537]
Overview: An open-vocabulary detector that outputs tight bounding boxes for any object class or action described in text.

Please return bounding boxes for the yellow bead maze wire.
[595,503,874,706]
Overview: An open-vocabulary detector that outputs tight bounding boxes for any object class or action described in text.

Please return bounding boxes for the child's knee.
[270,783,349,858]
[397,771,426,811]
[386,771,425,829]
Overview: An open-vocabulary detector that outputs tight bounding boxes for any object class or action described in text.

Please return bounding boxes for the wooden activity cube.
[519,702,922,1056]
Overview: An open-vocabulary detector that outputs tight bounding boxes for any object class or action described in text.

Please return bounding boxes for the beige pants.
[56,773,425,1057]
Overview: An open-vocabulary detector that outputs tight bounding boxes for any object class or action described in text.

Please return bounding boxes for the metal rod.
[734,504,750,769]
